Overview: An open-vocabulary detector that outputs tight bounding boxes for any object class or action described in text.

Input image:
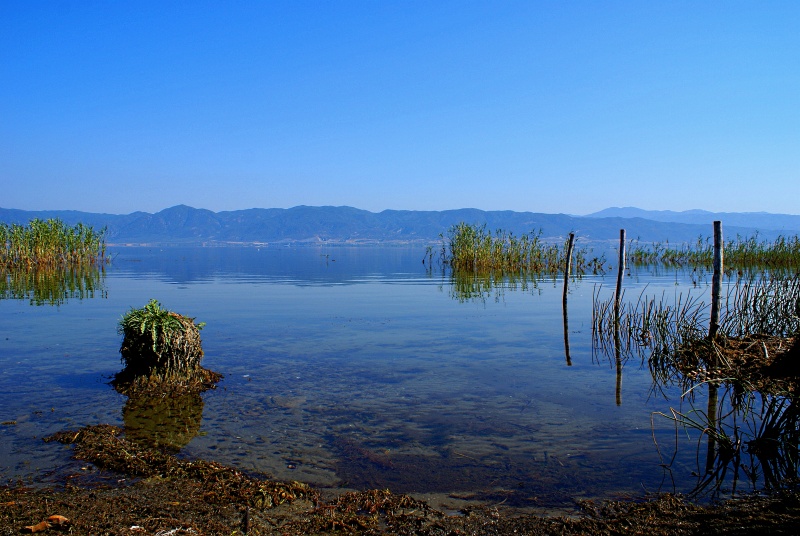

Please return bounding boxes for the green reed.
[721,274,800,338]
[439,222,606,275]
[593,286,710,387]
[0,218,107,269]
[628,233,800,269]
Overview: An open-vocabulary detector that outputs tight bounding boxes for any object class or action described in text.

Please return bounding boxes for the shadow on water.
[0,265,107,305]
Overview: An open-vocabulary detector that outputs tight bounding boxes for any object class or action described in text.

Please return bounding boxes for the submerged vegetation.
[0,218,107,268]
[628,233,800,269]
[435,222,606,275]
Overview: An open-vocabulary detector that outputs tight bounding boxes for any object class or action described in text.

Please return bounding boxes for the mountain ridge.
[587,207,800,232]
[1,205,798,246]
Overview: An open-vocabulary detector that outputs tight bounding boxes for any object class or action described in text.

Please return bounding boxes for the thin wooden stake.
[563,233,575,304]
[709,221,723,341]
[614,229,625,406]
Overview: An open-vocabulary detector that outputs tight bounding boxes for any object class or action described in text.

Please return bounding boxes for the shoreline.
[2,424,799,535]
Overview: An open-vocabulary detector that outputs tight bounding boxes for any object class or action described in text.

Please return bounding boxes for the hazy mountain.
[1,205,796,246]
[587,207,800,233]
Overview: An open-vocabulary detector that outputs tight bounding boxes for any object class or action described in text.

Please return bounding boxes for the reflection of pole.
[705,383,719,474]
[614,229,626,321]
[709,221,723,346]
[614,230,625,406]
[563,293,572,366]
[562,233,575,366]
[615,326,622,406]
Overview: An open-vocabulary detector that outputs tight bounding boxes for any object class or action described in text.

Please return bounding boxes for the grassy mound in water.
[114,299,221,395]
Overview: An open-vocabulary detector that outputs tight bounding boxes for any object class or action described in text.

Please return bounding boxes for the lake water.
[0,246,721,510]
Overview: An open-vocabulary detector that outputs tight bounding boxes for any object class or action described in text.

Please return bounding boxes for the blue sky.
[2,1,799,215]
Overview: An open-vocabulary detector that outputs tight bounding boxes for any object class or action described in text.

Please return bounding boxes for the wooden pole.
[563,233,575,305]
[709,221,723,341]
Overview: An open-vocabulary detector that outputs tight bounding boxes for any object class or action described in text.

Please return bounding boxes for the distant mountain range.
[587,207,800,232]
[1,205,798,246]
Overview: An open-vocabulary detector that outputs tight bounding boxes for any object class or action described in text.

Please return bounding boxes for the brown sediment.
[0,424,797,534]
[677,334,800,392]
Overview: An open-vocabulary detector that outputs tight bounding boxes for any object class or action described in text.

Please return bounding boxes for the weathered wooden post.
[563,233,575,304]
[709,221,723,341]
[613,230,626,405]
[705,221,724,466]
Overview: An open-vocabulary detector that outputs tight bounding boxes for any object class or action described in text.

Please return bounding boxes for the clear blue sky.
[2,1,799,216]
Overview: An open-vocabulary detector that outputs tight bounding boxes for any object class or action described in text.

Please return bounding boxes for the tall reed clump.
[116,300,219,395]
[0,218,107,269]
[440,222,606,276]
[628,233,800,270]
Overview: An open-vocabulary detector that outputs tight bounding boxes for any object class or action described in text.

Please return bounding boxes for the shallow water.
[1,246,717,507]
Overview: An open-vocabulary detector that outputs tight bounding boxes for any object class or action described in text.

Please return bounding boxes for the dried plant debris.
[0,424,798,534]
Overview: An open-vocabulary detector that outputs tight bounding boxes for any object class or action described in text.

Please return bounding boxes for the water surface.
[0,246,713,508]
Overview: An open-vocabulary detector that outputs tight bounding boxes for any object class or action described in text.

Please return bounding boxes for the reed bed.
[439,223,606,275]
[0,218,107,269]
[628,233,800,269]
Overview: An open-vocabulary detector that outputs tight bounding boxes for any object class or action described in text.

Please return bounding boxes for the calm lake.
[1,246,721,510]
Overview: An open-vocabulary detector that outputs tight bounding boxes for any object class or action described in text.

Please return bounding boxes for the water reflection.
[122,391,205,452]
[656,380,800,499]
[445,270,546,303]
[0,265,106,305]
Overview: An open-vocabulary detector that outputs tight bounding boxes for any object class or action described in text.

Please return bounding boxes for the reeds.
[592,286,710,388]
[628,233,800,270]
[721,274,800,338]
[0,218,107,269]
[439,223,606,276]
[593,273,800,375]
